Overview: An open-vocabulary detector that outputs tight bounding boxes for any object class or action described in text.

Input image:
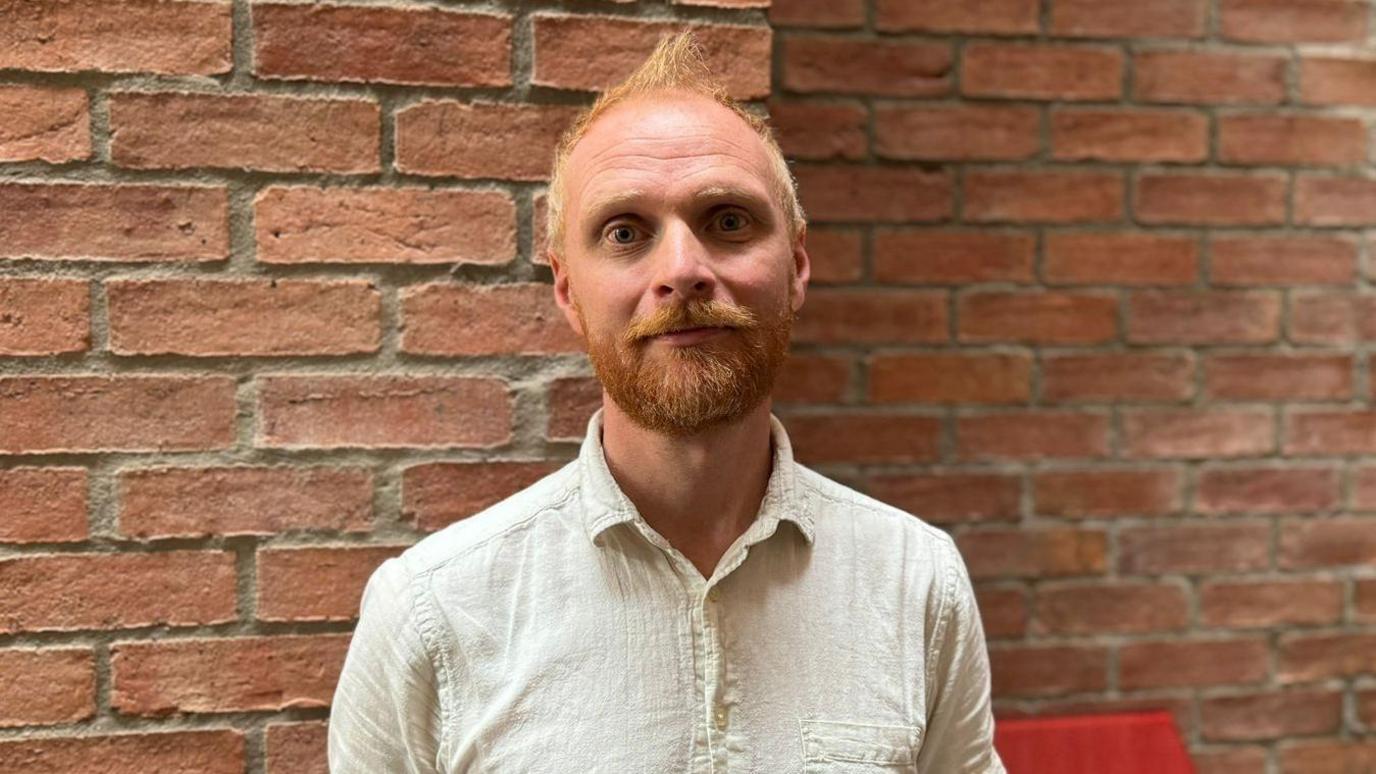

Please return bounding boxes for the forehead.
[564,92,777,218]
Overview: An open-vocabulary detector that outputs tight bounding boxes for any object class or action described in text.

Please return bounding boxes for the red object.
[993,710,1195,774]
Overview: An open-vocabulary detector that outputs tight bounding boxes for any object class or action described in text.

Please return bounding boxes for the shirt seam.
[405,563,455,771]
[926,536,958,724]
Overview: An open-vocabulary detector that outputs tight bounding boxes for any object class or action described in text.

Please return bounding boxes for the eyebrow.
[582,184,773,230]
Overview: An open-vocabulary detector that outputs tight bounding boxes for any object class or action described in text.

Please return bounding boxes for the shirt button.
[714,706,727,728]
[707,588,720,603]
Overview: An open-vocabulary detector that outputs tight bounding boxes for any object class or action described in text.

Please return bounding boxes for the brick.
[1301,57,1376,107]
[119,466,372,540]
[0,85,89,162]
[989,645,1108,697]
[1122,408,1273,459]
[965,170,1124,224]
[1222,0,1367,43]
[1204,354,1353,401]
[1119,522,1271,574]
[875,230,1035,284]
[802,227,863,284]
[254,4,509,87]
[267,723,327,774]
[793,289,947,344]
[1212,236,1357,286]
[1357,467,1376,510]
[1034,469,1182,517]
[1295,176,1376,226]
[258,376,511,450]
[794,164,953,223]
[768,99,867,161]
[0,467,87,543]
[547,377,601,442]
[402,461,563,532]
[783,414,942,465]
[1289,292,1376,344]
[876,104,1040,161]
[0,647,94,727]
[0,551,236,634]
[1286,410,1376,455]
[0,730,244,774]
[107,279,379,357]
[963,43,1123,101]
[1202,690,1341,741]
[1280,517,1376,569]
[974,586,1027,638]
[0,182,227,262]
[401,283,580,356]
[1221,114,1366,166]
[1363,687,1376,727]
[257,546,406,622]
[1136,173,1287,226]
[869,352,1031,404]
[1280,741,1376,774]
[1052,0,1205,36]
[532,15,771,99]
[956,528,1107,579]
[112,635,348,716]
[1051,108,1207,163]
[866,472,1021,525]
[255,186,516,266]
[0,0,230,75]
[395,101,578,182]
[1278,632,1376,682]
[782,35,951,97]
[876,0,1039,33]
[1128,290,1280,344]
[1135,50,1286,105]
[109,92,378,173]
[1195,746,1268,774]
[0,376,235,454]
[957,412,1110,461]
[672,0,768,6]
[1037,582,1187,634]
[1044,232,1197,285]
[1201,579,1343,628]
[770,0,865,28]
[533,191,552,261]
[1361,580,1376,621]
[1042,352,1195,403]
[958,290,1118,344]
[1199,466,1341,514]
[0,278,89,355]
[1120,639,1268,690]
[773,354,851,403]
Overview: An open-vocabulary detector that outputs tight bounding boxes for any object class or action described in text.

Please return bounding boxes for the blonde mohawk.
[544,31,804,257]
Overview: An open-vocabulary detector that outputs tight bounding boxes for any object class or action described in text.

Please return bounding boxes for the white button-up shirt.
[329,410,1004,773]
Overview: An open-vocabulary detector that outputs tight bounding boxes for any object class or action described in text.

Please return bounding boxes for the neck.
[599,397,775,580]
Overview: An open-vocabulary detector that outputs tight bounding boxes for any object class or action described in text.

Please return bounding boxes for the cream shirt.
[329,410,1004,773]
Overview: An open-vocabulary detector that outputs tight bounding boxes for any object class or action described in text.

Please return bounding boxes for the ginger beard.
[574,290,794,436]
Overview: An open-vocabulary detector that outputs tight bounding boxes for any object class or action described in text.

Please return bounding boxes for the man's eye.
[607,225,638,244]
[715,211,749,232]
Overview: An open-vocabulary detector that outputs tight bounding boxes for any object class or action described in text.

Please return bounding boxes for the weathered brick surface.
[0,0,1371,760]
[118,466,373,539]
[111,635,349,715]
[254,4,511,87]
[255,187,517,266]
[0,552,237,633]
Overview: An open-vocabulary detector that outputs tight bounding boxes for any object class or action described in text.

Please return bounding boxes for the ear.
[789,225,810,314]
[548,248,586,338]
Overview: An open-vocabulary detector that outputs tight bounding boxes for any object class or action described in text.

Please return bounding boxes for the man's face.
[550,92,810,436]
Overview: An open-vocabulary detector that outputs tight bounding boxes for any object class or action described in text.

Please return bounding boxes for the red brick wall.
[1,0,1373,771]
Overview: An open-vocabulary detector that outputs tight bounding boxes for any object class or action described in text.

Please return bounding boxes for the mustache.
[622,300,759,345]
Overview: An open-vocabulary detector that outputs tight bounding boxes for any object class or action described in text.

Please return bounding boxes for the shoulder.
[796,463,957,554]
[395,460,581,577]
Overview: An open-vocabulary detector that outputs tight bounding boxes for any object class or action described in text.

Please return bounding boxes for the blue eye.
[608,225,637,244]
[716,211,748,231]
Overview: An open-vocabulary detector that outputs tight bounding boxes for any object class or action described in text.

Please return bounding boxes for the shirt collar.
[578,408,816,548]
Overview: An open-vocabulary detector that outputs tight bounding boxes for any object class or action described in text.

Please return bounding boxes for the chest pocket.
[800,718,923,772]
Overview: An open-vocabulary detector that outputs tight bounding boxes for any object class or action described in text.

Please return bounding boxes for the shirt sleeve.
[915,539,1006,774]
[328,557,446,774]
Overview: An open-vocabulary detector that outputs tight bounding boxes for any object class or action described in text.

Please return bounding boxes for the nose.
[650,221,715,302]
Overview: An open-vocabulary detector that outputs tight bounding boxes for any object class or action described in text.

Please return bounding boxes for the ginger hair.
[544,31,804,257]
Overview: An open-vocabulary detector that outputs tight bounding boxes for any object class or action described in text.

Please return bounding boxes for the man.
[329,33,1004,773]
